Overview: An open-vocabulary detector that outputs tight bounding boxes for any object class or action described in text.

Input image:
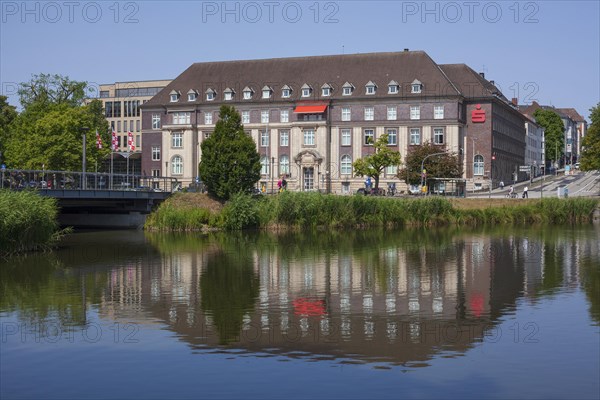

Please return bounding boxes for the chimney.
[479,72,485,78]
[511,98,518,106]
[490,80,495,86]
[404,48,409,52]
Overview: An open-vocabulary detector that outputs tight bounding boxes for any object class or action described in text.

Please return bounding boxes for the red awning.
[294,105,328,114]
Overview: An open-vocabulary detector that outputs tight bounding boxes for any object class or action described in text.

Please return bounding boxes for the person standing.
[523,186,528,198]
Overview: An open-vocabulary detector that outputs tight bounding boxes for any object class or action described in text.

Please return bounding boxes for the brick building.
[141,51,526,192]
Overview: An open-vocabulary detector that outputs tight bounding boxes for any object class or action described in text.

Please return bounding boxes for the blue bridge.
[1,169,179,228]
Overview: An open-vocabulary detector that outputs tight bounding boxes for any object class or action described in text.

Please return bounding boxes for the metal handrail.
[0,169,180,193]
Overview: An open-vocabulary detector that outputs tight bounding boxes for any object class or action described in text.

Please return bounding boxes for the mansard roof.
[143,51,465,107]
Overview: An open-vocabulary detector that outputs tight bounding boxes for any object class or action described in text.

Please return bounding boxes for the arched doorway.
[294,150,323,192]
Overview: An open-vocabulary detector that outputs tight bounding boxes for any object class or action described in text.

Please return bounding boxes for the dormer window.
[206,88,216,101]
[321,83,332,97]
[169,90,180,102]
[281,85,292,98]
[342,82,354,96]
[243,86,253,100]
[262,86,273,99]
[411,79,423,94]
[187,89,198,102]
[365,81,377,95]
[224,88,235,101]
[301,84,312,98]
[388,80,399,94]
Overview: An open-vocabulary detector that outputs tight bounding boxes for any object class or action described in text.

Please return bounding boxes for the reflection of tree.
[0,255,106,327]
[200,245,259,345]
[580,257,600,324]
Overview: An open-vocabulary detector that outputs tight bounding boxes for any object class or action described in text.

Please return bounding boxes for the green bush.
[221,193,260,230]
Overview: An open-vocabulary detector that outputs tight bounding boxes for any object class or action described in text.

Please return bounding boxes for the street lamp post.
[81,127,89,190]
[271,156,275,194]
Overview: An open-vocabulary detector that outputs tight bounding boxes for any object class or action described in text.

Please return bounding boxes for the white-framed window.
[242,111,250,124]
[302,87,311,97]
[260,156,269,175]
[342,82,353,96]
[410,106,420,120]
[364,129,374,145]
[172,132,183,148]
[170,93,179,102]
[341,129,351,146]
[152,114,161,129]
[364,107,374,121]
[303,129,315,145]
[188,92,197,102]
[152,169,160,178]
[261,110,270,124]
[387,106,397,120]
[341,155,352,175]
[262,87,272,99]
[386,164,398,175]
[280,129,289,146]
[388,83,399,94]
[204,112,213,125]
[151,146,160,161]
[410,128,421,145]
[412,83,422,93]
[243,88,253,100]
[387,128,397,145]
[322,87,331,97]
[224,90,234,101]
[341,107,351,121]
[260,129,269,147]
[280,110,289,123]
[282,87,291,98]
[204,132,211,139]
[433,127,444,144]
[171,155,183,175]
[206,90,215,101]
[280,155,290,175]
[474,155,484,175]
[366,82,376,95]
[434,105,444,119]
[173,112,190,125]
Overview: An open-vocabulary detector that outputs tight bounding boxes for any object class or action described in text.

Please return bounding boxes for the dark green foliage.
[580,103,600,171]
[0,95,17,163]
[398,142,463,185]
[198,105,261,201]
[220,193,260,230]
[533,109,565,163]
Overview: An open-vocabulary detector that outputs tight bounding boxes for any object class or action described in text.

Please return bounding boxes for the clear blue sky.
[1,0,599,119]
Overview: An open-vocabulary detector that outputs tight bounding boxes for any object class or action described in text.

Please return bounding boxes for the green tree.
[533,109,564,165]
[352,134,401,190]
[198,105,261,201]
[580,103,600,171]
[0,95,17,164]
[3,74,109,170]
[398,142,463,185]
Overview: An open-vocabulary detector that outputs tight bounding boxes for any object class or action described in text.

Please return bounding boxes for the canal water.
[1,227,599,399]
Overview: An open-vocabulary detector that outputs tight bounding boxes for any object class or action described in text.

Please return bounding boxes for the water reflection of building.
[96,234,510,365]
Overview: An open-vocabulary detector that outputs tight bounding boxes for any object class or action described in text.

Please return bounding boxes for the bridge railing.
[0,169,180,193]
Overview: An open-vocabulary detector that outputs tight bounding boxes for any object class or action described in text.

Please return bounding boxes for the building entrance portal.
[303,167,314,191]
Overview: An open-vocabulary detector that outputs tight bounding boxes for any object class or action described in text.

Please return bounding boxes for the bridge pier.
[59,211,147,229]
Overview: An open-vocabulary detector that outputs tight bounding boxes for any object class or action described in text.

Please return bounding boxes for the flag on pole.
[95,130,103,149]
[111,130,118,151]
[128,131,135,152]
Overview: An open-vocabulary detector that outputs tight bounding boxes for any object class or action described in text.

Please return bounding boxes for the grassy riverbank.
[0,190,64,256]
[145,192,599,231]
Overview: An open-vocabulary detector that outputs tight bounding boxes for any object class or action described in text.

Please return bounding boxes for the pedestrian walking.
[523,186,528,198]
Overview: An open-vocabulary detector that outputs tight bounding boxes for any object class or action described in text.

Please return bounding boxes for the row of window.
[110,120,141,133]
[162,152,485,178]
[104,100,142,118]
[153,105,445,128]
[163,126,445,154]
[112,134,141,148]
[170,80,424,103]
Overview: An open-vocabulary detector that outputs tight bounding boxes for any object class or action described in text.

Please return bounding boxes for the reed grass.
[0,190,63,256]
[144,191,599,231]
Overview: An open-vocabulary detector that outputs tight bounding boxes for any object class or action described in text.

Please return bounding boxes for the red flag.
[95,130,103,149]
[128,131,135,152]
[112,130,118,151]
